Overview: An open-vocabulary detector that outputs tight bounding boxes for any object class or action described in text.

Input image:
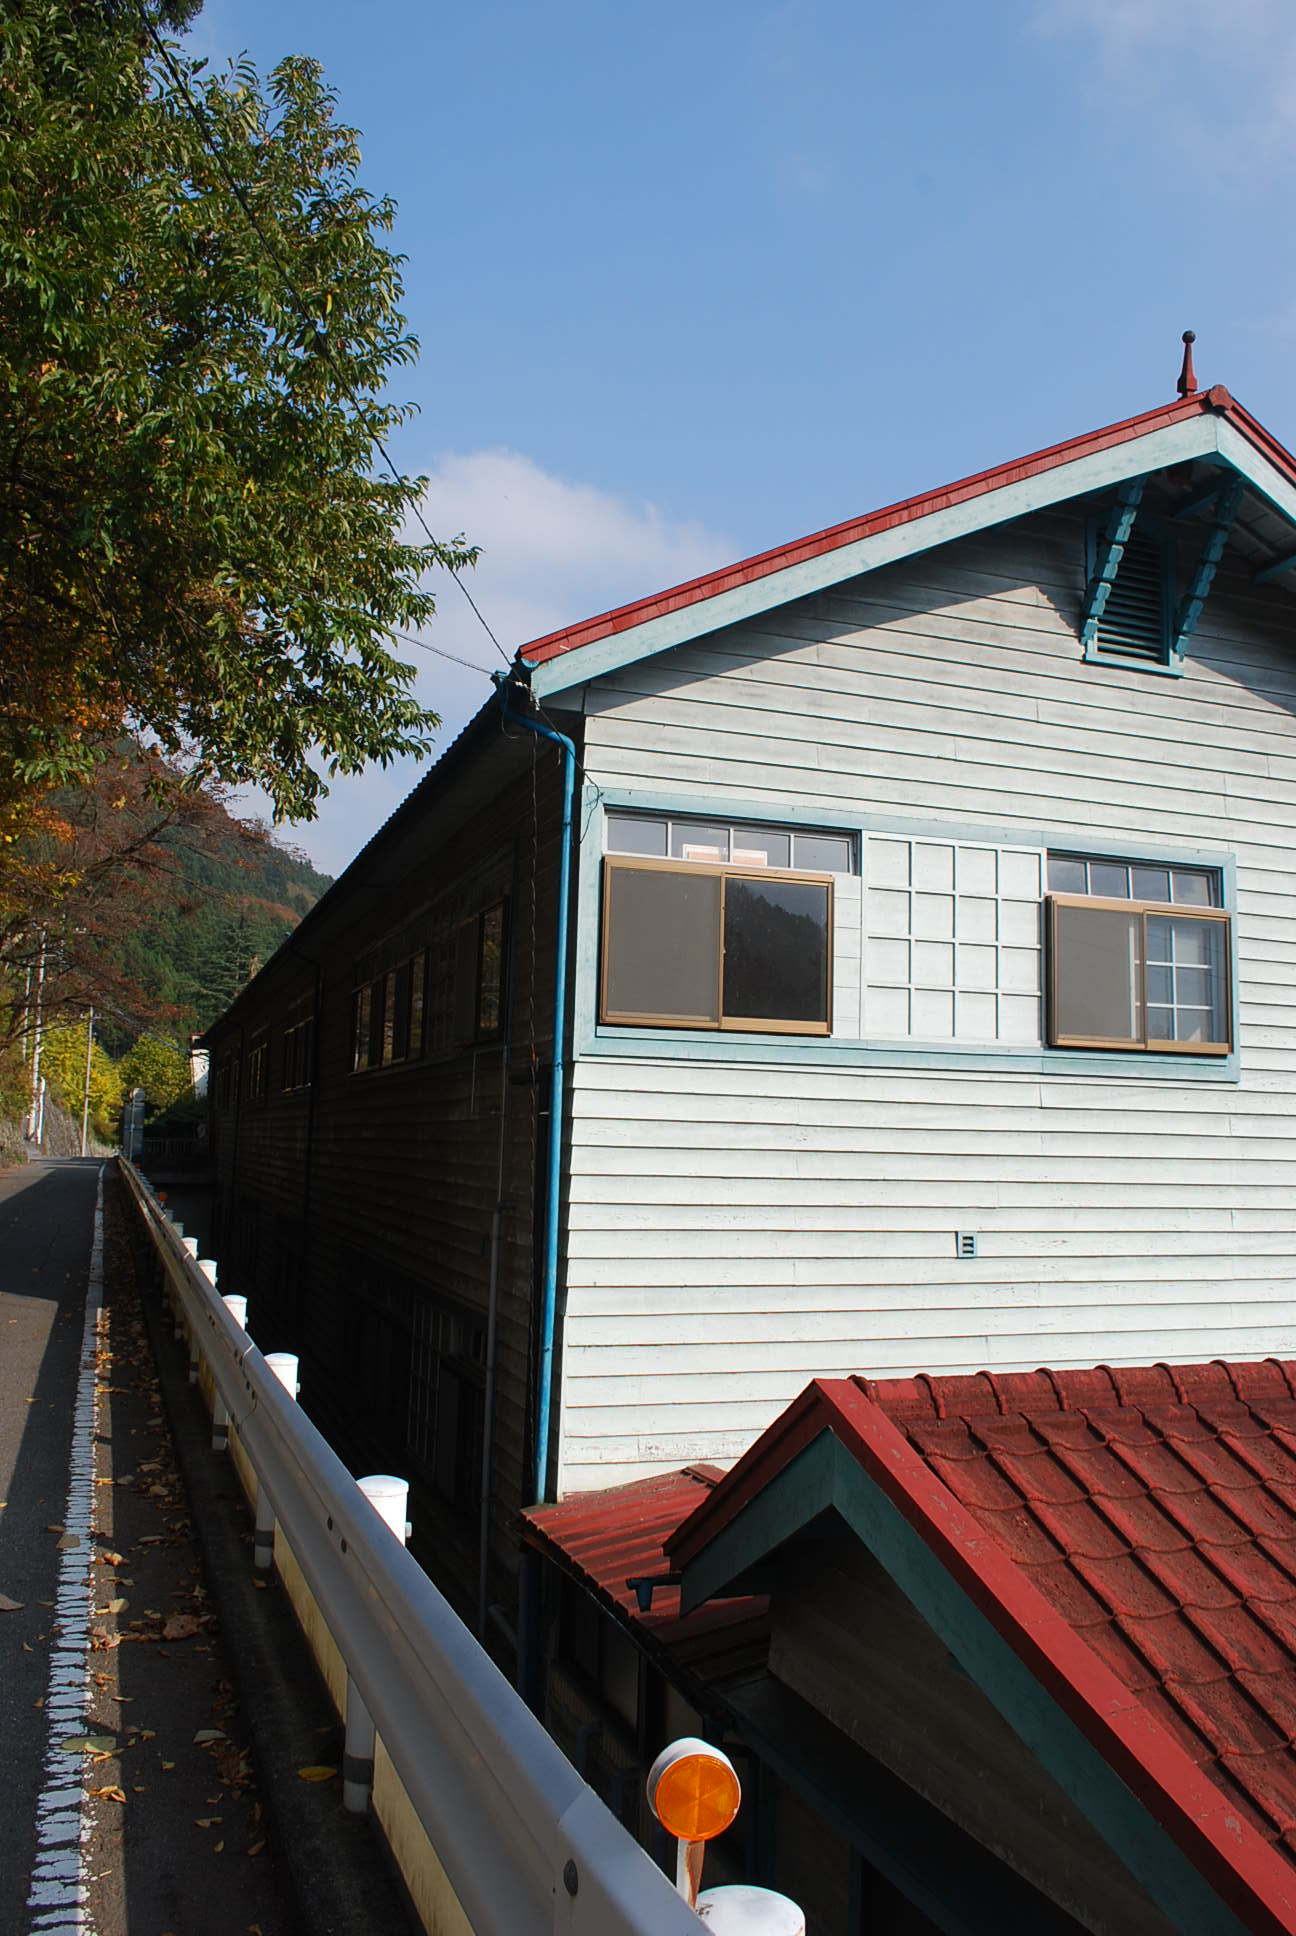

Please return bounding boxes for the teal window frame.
[574,789,1240,1083]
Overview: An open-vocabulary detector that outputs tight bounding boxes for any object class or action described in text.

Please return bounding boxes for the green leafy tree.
[0,0,474,825]
[118,1033,192,1116]
[41,1019,123,1141]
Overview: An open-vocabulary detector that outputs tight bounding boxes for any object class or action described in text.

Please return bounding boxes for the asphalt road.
[0,1157,101,1936]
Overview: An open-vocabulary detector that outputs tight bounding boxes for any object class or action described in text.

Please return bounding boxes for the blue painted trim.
[495,676,575,1504]
[683,1435,1253,1936]
[1079,476,1146,648]
[1081,641,1186,677]
[531,418,1225,700]
[582,1030,1237,1080]
[571,787,1241,1082]
[1175,476,1244,657]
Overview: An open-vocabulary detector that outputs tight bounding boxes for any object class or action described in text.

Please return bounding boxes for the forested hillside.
[105,810,331,1039]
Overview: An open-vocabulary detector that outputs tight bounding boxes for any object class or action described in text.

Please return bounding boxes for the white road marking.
[26,1166,105,1934]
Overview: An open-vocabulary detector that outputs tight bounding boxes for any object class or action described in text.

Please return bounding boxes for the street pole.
[27,931,46,1144]
[79,1006,94,1158]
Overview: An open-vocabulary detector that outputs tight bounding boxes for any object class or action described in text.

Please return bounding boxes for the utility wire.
[138,11,512,668]
[141,19,611,826]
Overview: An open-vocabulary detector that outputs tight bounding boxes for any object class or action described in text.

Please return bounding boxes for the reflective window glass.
[723,877,830,1026]
[606,813,668,857]
[795,833,854,873]
[1048,855,1087,893]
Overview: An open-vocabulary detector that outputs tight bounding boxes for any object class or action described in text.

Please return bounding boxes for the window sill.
[586,1025,1239,1081]
[1081,643,1185,677]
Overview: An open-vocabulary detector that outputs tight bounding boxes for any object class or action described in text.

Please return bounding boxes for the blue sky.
[190,0,1296,873]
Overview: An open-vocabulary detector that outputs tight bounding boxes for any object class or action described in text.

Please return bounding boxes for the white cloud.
[245,452,734,876]
[1037,0,1296,153]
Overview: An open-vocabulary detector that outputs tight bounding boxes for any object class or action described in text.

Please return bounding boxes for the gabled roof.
[520,1465,767,1671]
[521,385,1296,700]
[666,1362,1296,1936]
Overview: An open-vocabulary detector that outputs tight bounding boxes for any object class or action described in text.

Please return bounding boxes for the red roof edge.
[668,1375,1296,1936]
[518,385,1290,674]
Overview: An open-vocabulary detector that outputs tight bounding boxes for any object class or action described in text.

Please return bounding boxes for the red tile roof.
[519,386,1294,672]
[668,1363,1296,1934]
[520,1466,767,1663]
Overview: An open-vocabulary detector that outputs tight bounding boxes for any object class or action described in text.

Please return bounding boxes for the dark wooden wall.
[206,730,570,1620]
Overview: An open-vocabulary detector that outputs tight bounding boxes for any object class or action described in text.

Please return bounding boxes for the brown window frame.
[1047,893,1232,1055]
[599,854,834,1036]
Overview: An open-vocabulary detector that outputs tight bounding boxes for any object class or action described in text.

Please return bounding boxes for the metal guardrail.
[119,1158,706,1936]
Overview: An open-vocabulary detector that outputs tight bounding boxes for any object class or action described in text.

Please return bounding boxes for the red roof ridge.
[851,1358,1296,1426]
[519,385,1290,674]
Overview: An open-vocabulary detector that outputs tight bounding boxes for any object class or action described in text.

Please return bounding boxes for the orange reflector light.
[648,1744,741,1843]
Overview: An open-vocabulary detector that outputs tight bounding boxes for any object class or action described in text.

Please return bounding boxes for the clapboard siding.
[557,506,1296,1492]
[207,745,567,1593]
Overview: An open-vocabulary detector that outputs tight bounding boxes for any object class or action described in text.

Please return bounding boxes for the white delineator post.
[344,1475,412,1813]
[696,1886,806,1932]
[254,1353,299,1569]
[646,1740,805,1928]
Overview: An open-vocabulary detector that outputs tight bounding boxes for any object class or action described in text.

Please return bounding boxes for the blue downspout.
[495,671,575,1502]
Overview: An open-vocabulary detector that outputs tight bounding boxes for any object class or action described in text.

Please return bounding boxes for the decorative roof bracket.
[1173,474,1244,659]
[1079,476,1146,649]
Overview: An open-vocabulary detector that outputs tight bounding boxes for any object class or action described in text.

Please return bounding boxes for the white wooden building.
[209,366,1296,1536]
[517,374,1296,1496]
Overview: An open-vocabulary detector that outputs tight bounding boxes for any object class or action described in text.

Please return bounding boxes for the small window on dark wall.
[601,858,832,1033]
[1047,853,1230,1054]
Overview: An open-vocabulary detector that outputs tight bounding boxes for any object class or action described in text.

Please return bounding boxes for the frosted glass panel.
[913,894,954,940]
[957,992,998,1040]
[912,989,954,1036]
[1000,947,1041,993]
[868,839,910,887]
[957,897,996,943]
[868,889,910,934]
[913,844,954,890]
[958,848,997,895]
[1000,851,1042,899]
[913,941,954,986]
[999,900,1041,946]
[868,987,910,1036]
[958,944,997,990]
[1001,995,1042,1042]
[867,938,910,983]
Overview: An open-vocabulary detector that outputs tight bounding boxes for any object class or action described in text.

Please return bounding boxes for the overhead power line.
[137,11,512,668]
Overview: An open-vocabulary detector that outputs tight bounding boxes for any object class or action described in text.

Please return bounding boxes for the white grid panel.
[864,836,1043,1044]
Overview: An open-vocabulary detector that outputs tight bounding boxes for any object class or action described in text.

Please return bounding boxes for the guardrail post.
[254,1353,299,1569]
[169,1223,186,1338]
[192,1258,218,1385]
[206,1284,244,1452]
[344,1477,412,1814]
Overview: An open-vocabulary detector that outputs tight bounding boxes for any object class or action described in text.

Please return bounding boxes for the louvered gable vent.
[1094,525,1171,665]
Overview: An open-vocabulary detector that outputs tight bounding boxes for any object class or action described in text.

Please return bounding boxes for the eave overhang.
[522,387,1296,701]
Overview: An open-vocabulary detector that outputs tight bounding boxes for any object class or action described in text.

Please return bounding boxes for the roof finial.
[1176,329,1198,398]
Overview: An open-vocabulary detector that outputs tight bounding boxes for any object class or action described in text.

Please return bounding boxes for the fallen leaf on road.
[193,1728,226,1744]
[162,1613,201,1640]
[161,1760,175,1770]
[60,1734,117,1755]
[296,1766,336,1782]
[194,1816,222,1828]
[247,1845,265,1860]
[90,1785,127,1804]
[0,1593,24,1612]
[56,1534,80,1550]
[213,1841,224,1854]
